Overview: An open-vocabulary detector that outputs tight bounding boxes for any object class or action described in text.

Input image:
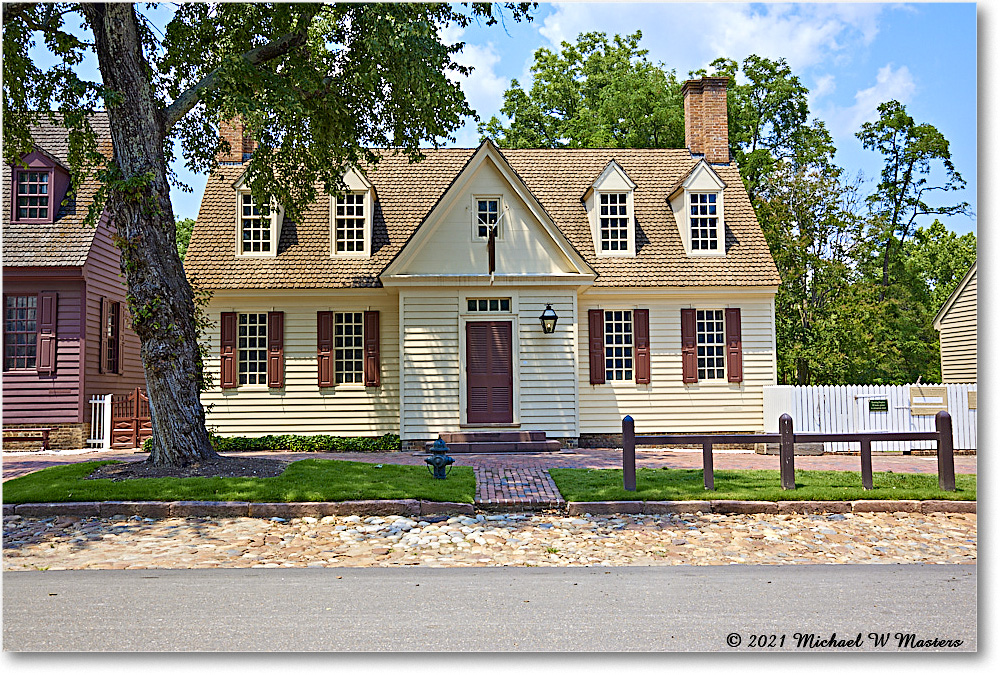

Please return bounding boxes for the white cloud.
[822,63,917,137]
[438,24,509,147]
[537,2,888,74]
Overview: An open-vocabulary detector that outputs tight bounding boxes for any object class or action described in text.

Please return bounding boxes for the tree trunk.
[85,3,217,466]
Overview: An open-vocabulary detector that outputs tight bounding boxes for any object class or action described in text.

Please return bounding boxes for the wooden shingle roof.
[183,146,780,289]
[2,113,111,268]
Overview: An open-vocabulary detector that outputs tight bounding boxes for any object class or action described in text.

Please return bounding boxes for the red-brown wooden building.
[2,114,146,449]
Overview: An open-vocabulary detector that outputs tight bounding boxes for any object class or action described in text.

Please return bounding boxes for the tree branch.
[2,2,35,25]
[161,6,321,131]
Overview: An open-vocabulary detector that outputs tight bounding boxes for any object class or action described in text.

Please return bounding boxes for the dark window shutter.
[114,301,123,375]
[725,307,743,383]
[98,296,107,374]
[364,310,380,387]
[588,309,605,385]
[681,308,697,383]
[267,311,284,388]
[317,311,334,387]
[37,291,57,374]
[634,308,650,384]
[220,312,237,389]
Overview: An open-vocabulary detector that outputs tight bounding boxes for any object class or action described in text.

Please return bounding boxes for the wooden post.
[860,438,873,490]
[623,415,636,492]
[936,411,956,492]
[779,413,795,490]
[702,442,714,491]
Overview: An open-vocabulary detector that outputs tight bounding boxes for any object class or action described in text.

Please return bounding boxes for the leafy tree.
[903,219,976,312]
[481,31,684,149]
[856,100,971,299]
[700,56,835,203]
[175,217,195,260]
[3,1,534,466]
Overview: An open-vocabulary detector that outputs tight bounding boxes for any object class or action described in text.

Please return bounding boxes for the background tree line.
[481,31,975,385]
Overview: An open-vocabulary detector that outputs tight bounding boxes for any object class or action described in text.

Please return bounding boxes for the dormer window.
[236,191,281,257]
[689,192,719,251]
[334,193,368,255]
[599,192,630,252]
[330,168,373,258]
[475,197,500,238]
[15,170,51,221]
[668,159,727,257]
[584,160,637,258]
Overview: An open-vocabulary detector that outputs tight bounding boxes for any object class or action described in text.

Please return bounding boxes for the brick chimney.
[217,118,256,164]
[682,76,730,164]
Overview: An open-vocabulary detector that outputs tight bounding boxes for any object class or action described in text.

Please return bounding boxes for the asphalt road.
[3,565,976,652]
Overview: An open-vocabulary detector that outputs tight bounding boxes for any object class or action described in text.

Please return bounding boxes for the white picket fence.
[87,394,113,451]
[763,384,977,453]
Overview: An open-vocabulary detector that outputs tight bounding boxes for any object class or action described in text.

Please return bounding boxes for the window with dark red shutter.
[267,311,284,388]
[588,309,605,384]
[680,308,697,383]
[634,308,650,384]
[220,312,237,389]
[317,311,334,387]
[363,310,380,387]
[37,291,57,375]
[725,307,743,383]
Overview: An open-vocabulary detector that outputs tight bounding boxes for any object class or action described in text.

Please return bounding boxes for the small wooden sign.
[909,385,948,415]
[968,391,977,410]
[868,399,889,412]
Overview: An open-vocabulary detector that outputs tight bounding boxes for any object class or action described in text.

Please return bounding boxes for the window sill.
[459,423,521,428]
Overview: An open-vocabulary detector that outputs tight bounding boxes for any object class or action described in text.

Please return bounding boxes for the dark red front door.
[466,321,513,424]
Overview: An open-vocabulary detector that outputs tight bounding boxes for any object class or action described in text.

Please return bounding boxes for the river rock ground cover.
[3,510,976,571]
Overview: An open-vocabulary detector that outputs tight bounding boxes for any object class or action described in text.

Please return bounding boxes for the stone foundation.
[2,423,88,451]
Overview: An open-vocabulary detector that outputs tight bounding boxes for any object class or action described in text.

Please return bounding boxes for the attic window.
[690,193,719,251]
[600,193,630,252]
[14,170,51,222]
[237,191,280,257]
[333,192,370,257]
[475,197,500,239]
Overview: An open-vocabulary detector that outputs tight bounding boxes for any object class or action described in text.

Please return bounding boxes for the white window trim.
[694,307,727,383]
[594,190,635,258]
[235,190,282,258]
[471,195,505,242]
[332,310,366,389]
[685,189,724,256]
[602,308,635,384]
[330,191,372,259]
[236,311,269,388]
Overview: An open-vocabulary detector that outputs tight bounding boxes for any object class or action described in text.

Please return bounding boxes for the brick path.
[2,447,977,508]
[474,465,564,508]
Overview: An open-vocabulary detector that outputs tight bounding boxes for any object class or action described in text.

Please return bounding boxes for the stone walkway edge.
[3,499,975,519]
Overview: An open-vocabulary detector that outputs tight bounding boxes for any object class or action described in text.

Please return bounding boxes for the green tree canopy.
[481,31,684,149]
[2,1,534,466]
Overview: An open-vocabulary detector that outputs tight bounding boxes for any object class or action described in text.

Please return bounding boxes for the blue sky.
[24,2,979,238]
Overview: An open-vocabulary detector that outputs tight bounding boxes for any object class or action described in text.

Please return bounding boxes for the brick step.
[438,440,563,454]
[438,431,547,443]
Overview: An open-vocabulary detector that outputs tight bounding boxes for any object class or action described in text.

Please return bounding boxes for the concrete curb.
[3,499,976,519]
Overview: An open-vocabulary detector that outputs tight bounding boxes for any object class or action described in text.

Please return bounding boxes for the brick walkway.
[2,447,977,508]
[474,465,564,508]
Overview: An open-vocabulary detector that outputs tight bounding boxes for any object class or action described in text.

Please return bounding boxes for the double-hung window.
[237,192,280,256]
[15,171,51,221]
[104,300,121,374]
[604,310,633,381]
[237,313,268,385]
[334,193,367,254]
[334,312,364,384]
[696,309,725,379]
[599,193,630,252]
[689,192,719,251]
[4,295,37,370]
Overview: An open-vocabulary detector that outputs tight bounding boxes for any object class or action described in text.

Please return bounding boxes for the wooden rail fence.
[621,412,956,493]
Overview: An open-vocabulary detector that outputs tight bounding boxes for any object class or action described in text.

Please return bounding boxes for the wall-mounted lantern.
[539,304,558,334]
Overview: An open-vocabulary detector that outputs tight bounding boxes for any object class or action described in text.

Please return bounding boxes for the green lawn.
[2,459,475,504]
[548,468,976,503]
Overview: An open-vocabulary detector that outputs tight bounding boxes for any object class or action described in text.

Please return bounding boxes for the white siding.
[578,291,776,434]
[400,290,461,438]
[515,290,577,435]
[202,291,399,437]
[938,268,977,383]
